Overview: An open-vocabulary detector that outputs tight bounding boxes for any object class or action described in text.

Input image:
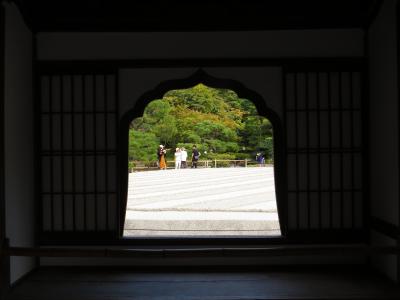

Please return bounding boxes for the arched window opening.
[123,83,281,237]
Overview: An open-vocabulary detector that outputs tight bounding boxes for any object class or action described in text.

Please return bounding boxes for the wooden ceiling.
[12,0,382,32]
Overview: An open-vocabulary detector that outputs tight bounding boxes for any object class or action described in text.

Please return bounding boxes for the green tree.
[129,130,159,164]
[129,83,274,165]
[153,115,178,146]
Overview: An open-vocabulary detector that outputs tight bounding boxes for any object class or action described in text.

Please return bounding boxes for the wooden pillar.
[396,0,400,284]
[0,3,9,297]
[0,240,10,300]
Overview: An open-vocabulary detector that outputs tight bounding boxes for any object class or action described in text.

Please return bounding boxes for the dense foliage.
[129,84,273,165]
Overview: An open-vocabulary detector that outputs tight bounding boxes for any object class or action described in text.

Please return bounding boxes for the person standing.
[256,152,264,167]
[174,148,182,169]
[180,147,188,168]
[158,145,167,170]
[191,145,200,168]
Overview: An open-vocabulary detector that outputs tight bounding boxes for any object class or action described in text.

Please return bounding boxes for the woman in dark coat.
[191,145,200,168]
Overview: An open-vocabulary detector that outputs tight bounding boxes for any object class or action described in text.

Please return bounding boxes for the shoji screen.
[38,70,119,242]
[284,67,365,240]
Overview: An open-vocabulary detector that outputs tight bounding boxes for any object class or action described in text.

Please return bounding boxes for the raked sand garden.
[124,167,280,237]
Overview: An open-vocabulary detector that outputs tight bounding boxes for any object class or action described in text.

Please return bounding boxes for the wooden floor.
[7,266,400,300]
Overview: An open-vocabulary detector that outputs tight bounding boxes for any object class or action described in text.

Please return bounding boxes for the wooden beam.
[0,240,10,300]
[5,245,400,258]
[0,2,10,299]
[13,0,371,32]
[37,58,366,74]
[396,0,400,284]
[0,0,5,244]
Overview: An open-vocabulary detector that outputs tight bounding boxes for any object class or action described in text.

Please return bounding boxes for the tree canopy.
[129,84,273,164]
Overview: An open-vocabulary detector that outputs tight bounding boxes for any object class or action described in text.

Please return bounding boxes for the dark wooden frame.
[6,244,400,258]
[0,3,10,298]
[396,0,400,283]
[119,69,287,239]
[36,66,119,241]
[35,57,367,246]
[0,0,5,248]
[282,66,367,234]
[364,0,400,283]
[0,0,385,291]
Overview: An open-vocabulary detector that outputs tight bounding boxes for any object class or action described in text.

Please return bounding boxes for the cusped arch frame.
[119,69,287,240]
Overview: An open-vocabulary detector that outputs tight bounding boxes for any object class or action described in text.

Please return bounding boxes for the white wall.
[368,0,399,281]
[36,29,364,60]
[4,2,35,284]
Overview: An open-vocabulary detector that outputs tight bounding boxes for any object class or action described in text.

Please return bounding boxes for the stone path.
[124,167,280,237]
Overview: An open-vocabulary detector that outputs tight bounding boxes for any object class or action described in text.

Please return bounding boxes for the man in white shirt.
[174,148,182,169]
[180,147,188,168]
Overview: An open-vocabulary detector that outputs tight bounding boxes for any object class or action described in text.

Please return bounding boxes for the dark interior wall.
[368,0,399,281]
[37,62,365,249]
[34,28,367,265]
[39,65,368,266]
[119,67,282,118]
[35,29,366,251]
[4,2,35,283]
